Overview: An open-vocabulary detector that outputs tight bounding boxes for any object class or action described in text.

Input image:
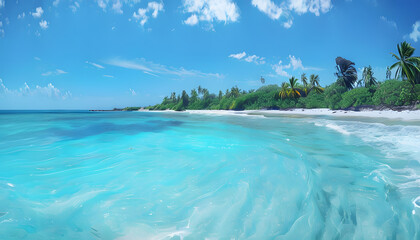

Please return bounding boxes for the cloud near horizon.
[272,55,321,77]
[229,52,265,65]
[86,61,105,69]
[0,79,71,100]
[107,58,222,79]
[42,69,68,76]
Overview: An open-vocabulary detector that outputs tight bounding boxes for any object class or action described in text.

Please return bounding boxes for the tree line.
[124,41,420,111]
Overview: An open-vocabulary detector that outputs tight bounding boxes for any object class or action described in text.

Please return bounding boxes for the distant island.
[119,42,420,112]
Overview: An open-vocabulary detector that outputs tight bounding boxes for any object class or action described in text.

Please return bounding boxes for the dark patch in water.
[48,120,183,140]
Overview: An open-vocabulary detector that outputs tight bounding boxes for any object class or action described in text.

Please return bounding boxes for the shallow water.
[0,110,419,239]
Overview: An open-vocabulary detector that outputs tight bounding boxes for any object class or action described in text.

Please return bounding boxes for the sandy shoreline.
[176,109,420,121]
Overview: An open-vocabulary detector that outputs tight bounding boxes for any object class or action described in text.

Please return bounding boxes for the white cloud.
[133,9,148,25]
[129,88,137,96]
[107,58,222,78]
[0,0,4,8]
[0,20,4,37]
[289,55,303,70]
[0,79,71,100]
[252,0,332,28]
[283,19,293,28]
[108,58,153,72]
[86,61,105,69]
[288,0,332,16]
[380,16,397,29]
[272,55,321,77]
[70,2,80,13]
[229,52,246,59]
[184,14,199,25]
[42,69,68,76]
[39,20,49,29]
[17,12,26,19]
[245,55,265,64]
[229,52,265,64]
[409,21,420,42]
[0,79,10,94]
[148,2,163,18]
[183,0,239,27]
[97,0,107,10]
[133,2,164,26]
[97,0,143,11]
[288,55,321,70]
[32,7,44,18]
[112,0,123,14]
[272,60,291,77]
[34,57,41,61]
[251,0,283,20]
[104,75,114,78]
[53,0,60,7]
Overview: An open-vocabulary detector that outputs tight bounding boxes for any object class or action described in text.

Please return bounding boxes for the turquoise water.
[0,111,419,239]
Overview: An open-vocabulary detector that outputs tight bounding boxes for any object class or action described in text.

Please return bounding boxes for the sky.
[0,0,419,109]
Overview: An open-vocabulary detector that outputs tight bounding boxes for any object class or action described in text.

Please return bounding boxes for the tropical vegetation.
[125,42,420,111]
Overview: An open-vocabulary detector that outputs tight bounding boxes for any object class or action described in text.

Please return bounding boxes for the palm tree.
[309,74,320,87]
[279,82,290,99]
[170,92,176,102]
[288,77,302,98]
[300,73,309,96]
[307,74,323,94]
[335,57,358,90]
[190,89,198,102]
[181,90,189,107]
[230,86,240,98]
[386,66,392,80]
[390,41,420,86]
[301,73,308,87]
[308,74,324,94]
[202,88,209,99]
[361,66,377,87]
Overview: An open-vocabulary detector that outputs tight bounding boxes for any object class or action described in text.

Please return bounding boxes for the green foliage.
[360,66,377,87]
[335,57,358,90]
[339,88,373,108]
[372,80,416,106]
[122,107,141,111]
[298,91,327,108]
[131,80,419,111]
[390,41,420,86]
[323,83,347,109]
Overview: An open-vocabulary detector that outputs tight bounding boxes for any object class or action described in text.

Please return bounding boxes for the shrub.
[298,91,326,108]
[323,83,347,109]
[373,80,415,106]
[339,87,373,108]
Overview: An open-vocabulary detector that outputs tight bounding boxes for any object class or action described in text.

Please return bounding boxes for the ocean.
[0,110,419,239]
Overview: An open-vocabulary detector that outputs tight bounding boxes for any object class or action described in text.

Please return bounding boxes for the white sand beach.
[184,109,420,121]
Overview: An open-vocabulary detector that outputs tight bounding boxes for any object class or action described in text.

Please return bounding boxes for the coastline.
[182,108,420,121]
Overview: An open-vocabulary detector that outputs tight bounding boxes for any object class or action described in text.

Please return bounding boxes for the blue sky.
[0,0,419,109]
